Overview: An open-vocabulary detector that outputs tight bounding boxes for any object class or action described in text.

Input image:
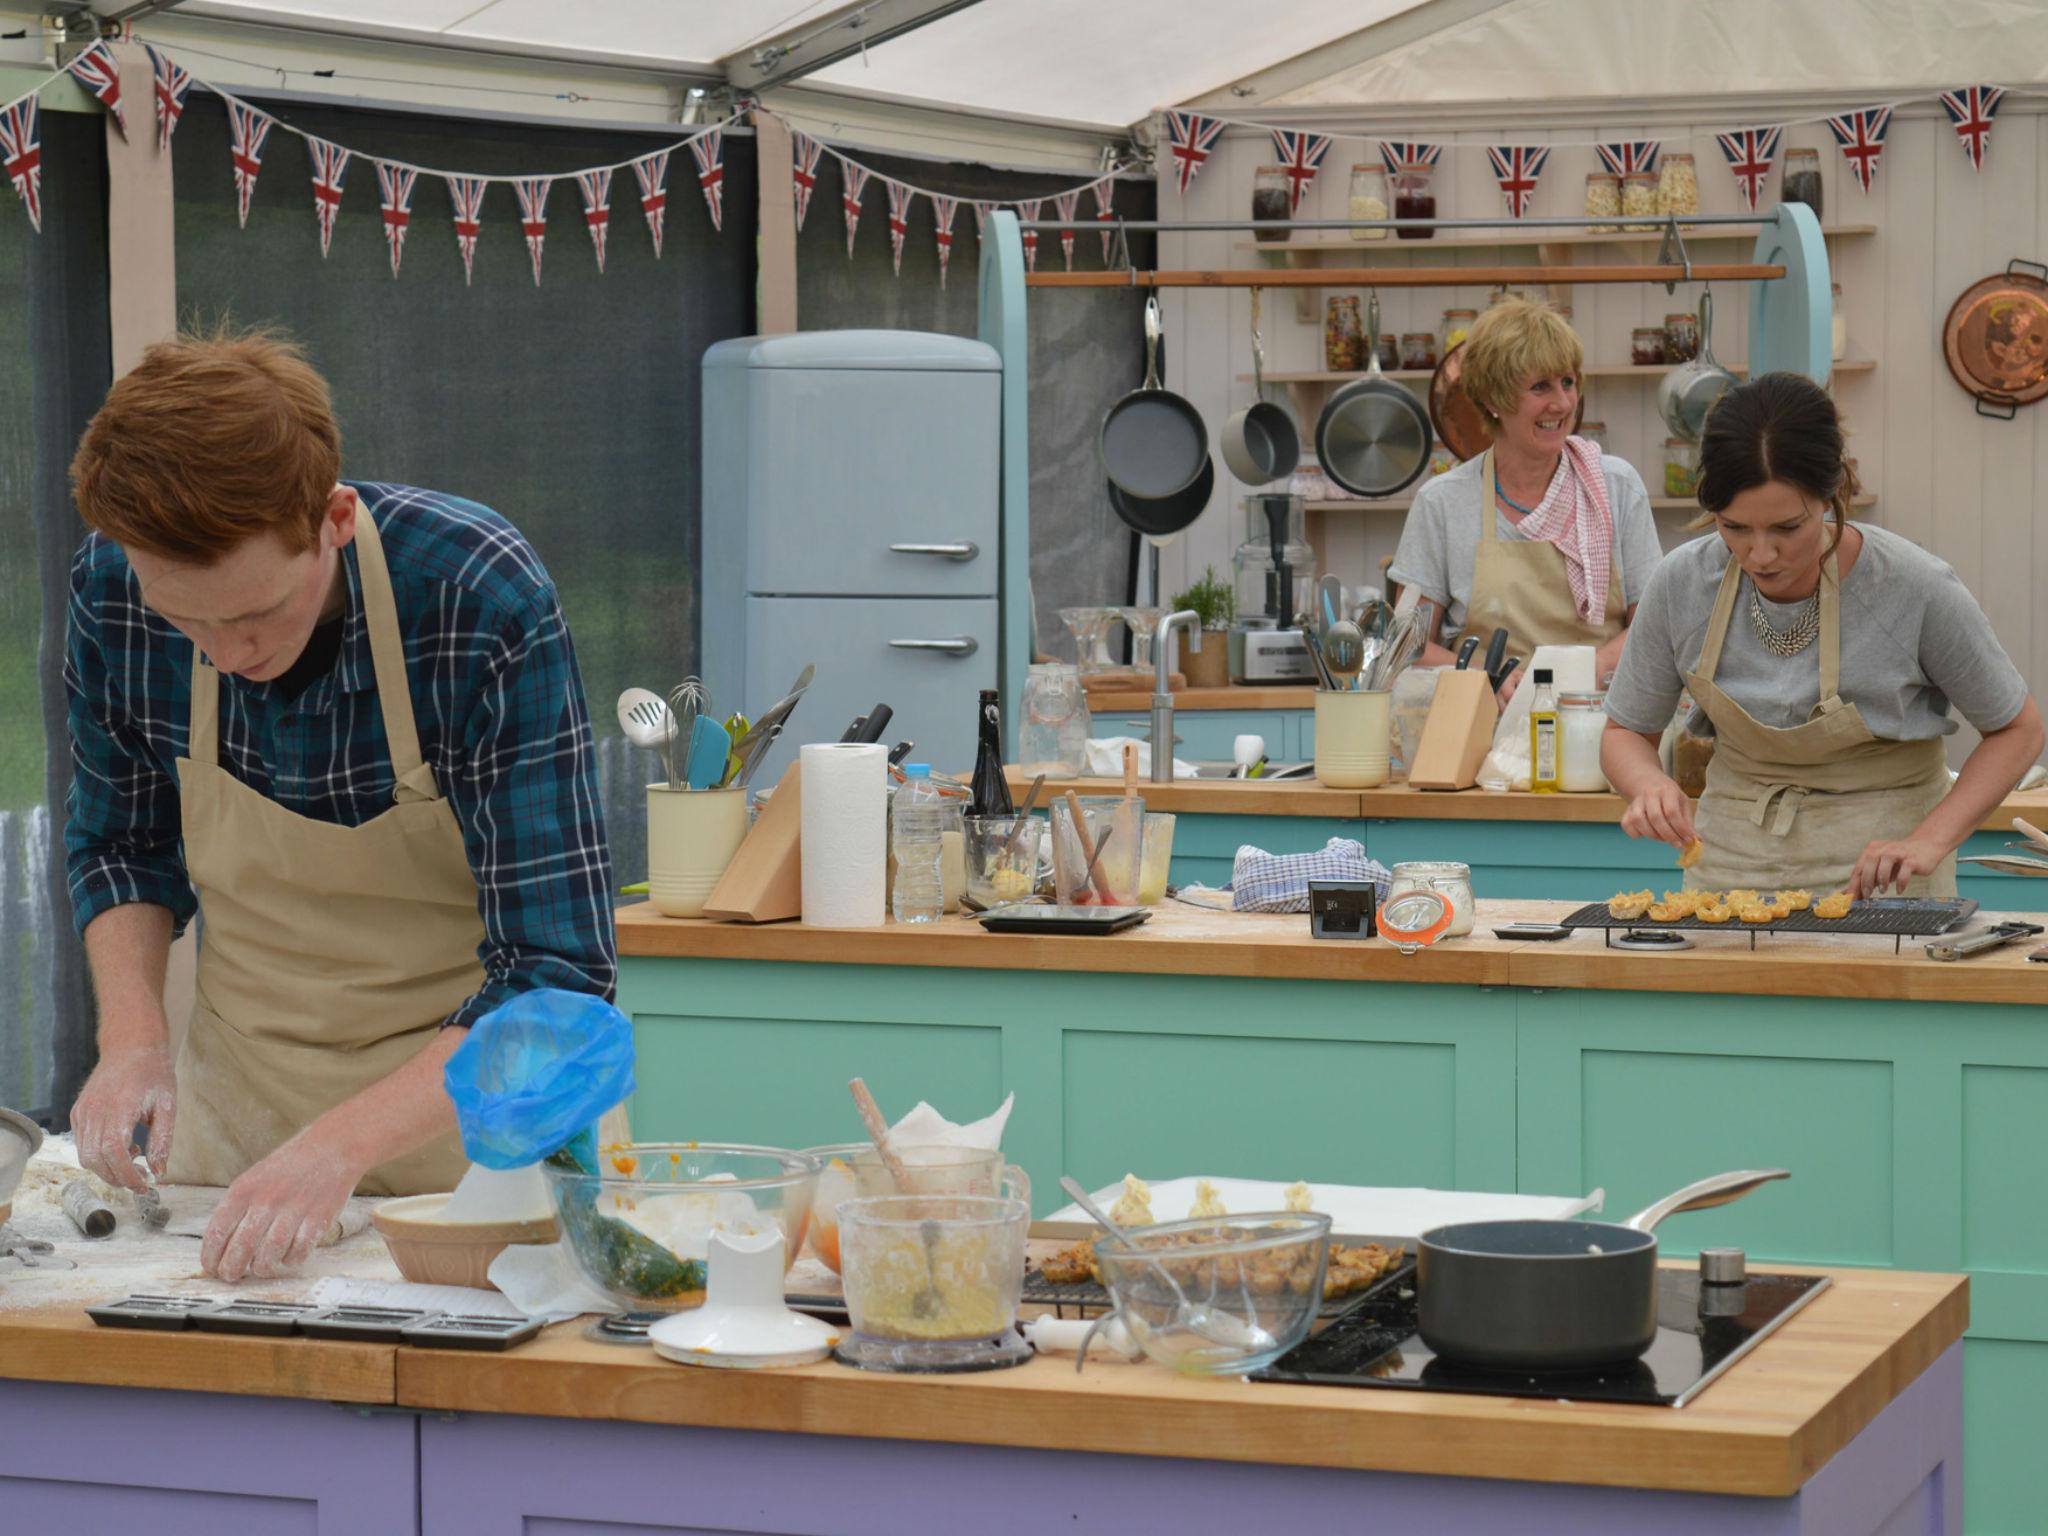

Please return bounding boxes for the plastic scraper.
[683,715,732,790]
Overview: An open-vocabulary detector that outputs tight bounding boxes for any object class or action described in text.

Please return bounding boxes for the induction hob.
[1253,1267,1830,1408]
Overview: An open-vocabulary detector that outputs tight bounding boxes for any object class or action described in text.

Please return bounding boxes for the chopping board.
[1037,1178,1604,1241]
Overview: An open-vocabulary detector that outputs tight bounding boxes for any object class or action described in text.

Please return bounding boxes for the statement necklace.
[1748,584,1820,656]
[1494,478,1540,516]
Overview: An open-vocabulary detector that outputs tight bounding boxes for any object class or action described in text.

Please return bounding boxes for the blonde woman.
[1390,299,1662,691]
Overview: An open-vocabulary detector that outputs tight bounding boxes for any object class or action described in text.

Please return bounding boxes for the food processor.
[1230,493,1317,684]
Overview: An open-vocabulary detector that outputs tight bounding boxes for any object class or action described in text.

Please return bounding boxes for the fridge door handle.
[888,542,980,561]
[888,636,979,657]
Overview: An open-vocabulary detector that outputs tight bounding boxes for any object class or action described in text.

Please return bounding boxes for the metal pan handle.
[1976,392,2019,421]
[2007,258,2048,284]
[1143,293,1163,391]
[1623,1168,1789,1233]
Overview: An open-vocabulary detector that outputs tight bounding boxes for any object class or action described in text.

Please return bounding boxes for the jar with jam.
[1377,333,1400,371]
[1621,171,1658,231]
[1631,327,1667,367]
[1663,437,1700,498]
[1584,171,1621,232]
[1664,310,1700,362]
[1347,164,1389,242]
[1655,152,1699,220]
[1252,165,1291,243]
[1325,295,1365,372]
[1440,307,1478,356]
[1401,332,1437,371]
[1391,161,1436,239]
[1781,147,1823,222]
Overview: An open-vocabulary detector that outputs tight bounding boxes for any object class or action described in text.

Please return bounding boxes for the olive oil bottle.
[1528,668,1561,794]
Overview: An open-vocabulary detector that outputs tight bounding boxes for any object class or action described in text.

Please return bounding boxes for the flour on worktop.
[0,1134,407,1311]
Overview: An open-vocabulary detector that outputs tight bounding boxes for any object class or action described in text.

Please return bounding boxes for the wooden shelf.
[1232,225,1876,256]
[1247,357,1875,385]
[1303,493,1880,513]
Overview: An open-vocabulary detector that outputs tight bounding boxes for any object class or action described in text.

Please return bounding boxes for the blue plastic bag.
[443,989,637,1170]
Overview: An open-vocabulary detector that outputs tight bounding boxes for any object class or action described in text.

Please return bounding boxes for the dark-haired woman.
[1601,373,2042,897]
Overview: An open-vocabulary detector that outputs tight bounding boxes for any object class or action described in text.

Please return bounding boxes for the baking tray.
[1021,1238,1415,1320]
[1561,896,1976,953]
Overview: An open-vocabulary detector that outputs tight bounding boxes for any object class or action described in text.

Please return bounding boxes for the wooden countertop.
[1005,770,2048,833]
[0,1267,1967,1497]
[617,899,2048,1006]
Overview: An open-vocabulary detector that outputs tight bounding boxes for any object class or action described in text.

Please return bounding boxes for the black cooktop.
[1253,1268,1830,1407]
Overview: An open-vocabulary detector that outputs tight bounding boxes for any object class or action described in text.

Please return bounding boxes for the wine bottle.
[970,689,1015,818]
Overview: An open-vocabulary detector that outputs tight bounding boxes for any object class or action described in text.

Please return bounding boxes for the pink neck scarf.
[1509,436,1614,625]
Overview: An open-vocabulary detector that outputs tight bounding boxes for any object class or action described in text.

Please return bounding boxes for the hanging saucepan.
[1417,1167,1789,1371]
[1942,258,2048,420]
[1315,293,1433,497]
[1429,339,1585,463]
[1657,288,1740,443]
[1221,288,1301,486]
[1100,294,1210,501]
[1106,455,1216,539]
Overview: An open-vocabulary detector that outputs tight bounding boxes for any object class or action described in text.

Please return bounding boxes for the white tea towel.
[1084,736,1197,780]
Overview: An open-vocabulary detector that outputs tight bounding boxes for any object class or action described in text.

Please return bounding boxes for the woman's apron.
[1456,448,1626,662]
[1682,553,1954,897]
[166,509,482,1195]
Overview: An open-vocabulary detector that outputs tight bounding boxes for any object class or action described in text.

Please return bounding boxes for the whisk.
[664,676,707,789]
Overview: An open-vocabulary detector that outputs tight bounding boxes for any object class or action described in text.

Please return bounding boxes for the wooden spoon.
[1062,789,1116,903]
[848,1078,944,1319]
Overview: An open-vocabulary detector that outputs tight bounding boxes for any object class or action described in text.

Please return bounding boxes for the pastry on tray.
[1645,901,1689,922]
[1815,892,1854,919]
[1678,837,1705,868]
[1607,889,1654,920]
[1697,902,1733,923]
[1776,890,1813,912]
[1736,902,1777,923]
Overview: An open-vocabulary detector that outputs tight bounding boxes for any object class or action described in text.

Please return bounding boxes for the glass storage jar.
[1621,171,1658,230]
[1664,310,1700,362]
[1325,295,1365,371]
[1401,332,1437,371]
[1391,162,1436,239]
[1440,307,1478,355]
[1252,165,1292,242]
[1377,333,1400,371]
[1018,663,1089,777]
[1584,171,1621,232]
[1663,436,1700,498]
[1388,861,1474,939]
[1558,692,1609,792]
[1781,148,1823,221]
[1656,152,1699,220]
[1347,164,1389,241]
[1632,327,1667,366]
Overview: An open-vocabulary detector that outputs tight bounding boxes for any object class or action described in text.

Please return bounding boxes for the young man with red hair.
[63,328,615,1282]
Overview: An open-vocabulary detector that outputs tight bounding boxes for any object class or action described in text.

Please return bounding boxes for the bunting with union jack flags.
[146,45,191,154]
[446,174,485,285]
[931,194,959,287]
[1715,125,1782,212]
[971,199,997,243]
[689,128,724,231]
[226,99,274,228]
[1486,144,1552,218]
[577,166,612,272]
[1269,129,1332,213]
[375,160,416,277]
[1825,107,1891,194]
[840,160,870,257]
[1055,189,1080,270]
[0,95,42,233]
[886,179,913,275]
[1378,141,1442,175]
[1018,198,1042,272]
[1164,110,1225,196]
[791,130,823,231]
[513,176,550,287]
[632,151,668,257]
[1093,177,1114,262]
[1940,86,2005,171]
[1595,140,1660,177]
[306,137,349,258]
[65,42,127,140]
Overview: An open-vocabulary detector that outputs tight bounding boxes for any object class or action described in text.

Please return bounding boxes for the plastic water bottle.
[891,765,947,924]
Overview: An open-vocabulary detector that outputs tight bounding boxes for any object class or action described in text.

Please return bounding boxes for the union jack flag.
[446,174,486,285]
[632,151,668,257]
[841,160,870,257]
[689,128,724,231]
[1093,177,1114,262]
[1018,198,1042,272]
[1825,107,1891,194]
[1595,140,1660,177]
[306,137,349,258]
[514,176,550,287]
[1269,130,1332,213]
[1164,110,1225,196]
[0,95,42,233]
[226,99,275,228]
[1055,189,1080,270]
[375,161,416,278]
[146,45,191,154]
[65,41,127,140]
[791,130,823,231]
[577,166,611,272]
[886,179,913,276]
[931,193,959,287]
[1939,85,2005,171]
[971,199,997,242]
[1715,125,1781,212]
[1378,140,1442,175]
[1486,144,1552,218]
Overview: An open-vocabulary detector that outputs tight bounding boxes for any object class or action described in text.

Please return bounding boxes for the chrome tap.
[1151,610,1202,784]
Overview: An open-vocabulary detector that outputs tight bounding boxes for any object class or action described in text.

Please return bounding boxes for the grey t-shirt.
[1388,452,1664,644]
[1604,524,2030,741]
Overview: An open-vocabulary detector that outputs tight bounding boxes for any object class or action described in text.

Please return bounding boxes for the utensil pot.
[1313,689,1392,787]
[647,784,749,917]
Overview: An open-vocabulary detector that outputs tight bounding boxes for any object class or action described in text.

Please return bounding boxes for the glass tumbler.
[965,814,1043,909]
[1050,795,1144,906]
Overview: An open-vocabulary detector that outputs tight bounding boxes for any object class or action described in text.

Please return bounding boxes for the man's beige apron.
[166,509,481,1195]
[1682,551,1954,897]
[1457,447,1627,663]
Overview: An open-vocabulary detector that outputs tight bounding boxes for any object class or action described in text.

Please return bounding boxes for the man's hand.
[1620,775,1698,851]
[1850,834,1948,900]
[202,1130,360,1282]
[71,1039,176,1194]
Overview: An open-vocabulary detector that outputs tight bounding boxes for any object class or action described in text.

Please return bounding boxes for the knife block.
[703,762,802,922]
[1407,671,1498,790]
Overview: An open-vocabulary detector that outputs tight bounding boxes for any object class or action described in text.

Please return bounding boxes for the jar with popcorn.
[1584,171,1621,232]
[1622,171,1658,231]
[1440,307,1478,356]
[1655,152,1699,221]
[1347,164,1389,242]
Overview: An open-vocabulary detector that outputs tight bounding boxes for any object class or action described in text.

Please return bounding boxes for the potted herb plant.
[1171,566,1235,689]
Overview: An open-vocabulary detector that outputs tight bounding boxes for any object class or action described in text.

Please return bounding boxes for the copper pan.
[1428,341,1585,463]
[1942,259,2048,420]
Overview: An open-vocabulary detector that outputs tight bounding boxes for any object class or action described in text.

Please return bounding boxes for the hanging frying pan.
[1429,340,1586,463]
[1943,259,2048,420]
[1220,289,1301,486]
[1100,294,1210,500]
[1315,294,1433,497]
[1106,454,1216,539]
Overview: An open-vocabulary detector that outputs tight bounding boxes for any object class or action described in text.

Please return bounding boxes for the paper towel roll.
[800,743,888,927]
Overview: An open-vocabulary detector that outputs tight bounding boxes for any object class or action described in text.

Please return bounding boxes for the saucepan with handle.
[1417,1167,1790,1370]
[1220,288,1301,487]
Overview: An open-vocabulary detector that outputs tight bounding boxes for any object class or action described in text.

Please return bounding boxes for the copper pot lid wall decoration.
[1429,342,1586,463]
[1943,259,2048,420]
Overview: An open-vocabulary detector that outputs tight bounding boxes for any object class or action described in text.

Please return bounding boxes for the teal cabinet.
[1091,708,1312,762]
[1364,818,1679,902]
[1162,813,1363,886]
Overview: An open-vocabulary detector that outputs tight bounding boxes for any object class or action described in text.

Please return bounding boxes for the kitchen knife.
[853,705,893,745]
[1482,628,1509,687]
[1491,655,1522,693]
[838,715,868,743]
[888,741,916,766]
[1455,636,1480,670]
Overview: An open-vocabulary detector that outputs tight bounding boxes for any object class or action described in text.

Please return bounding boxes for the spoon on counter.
[1057,1177,1275,1354]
